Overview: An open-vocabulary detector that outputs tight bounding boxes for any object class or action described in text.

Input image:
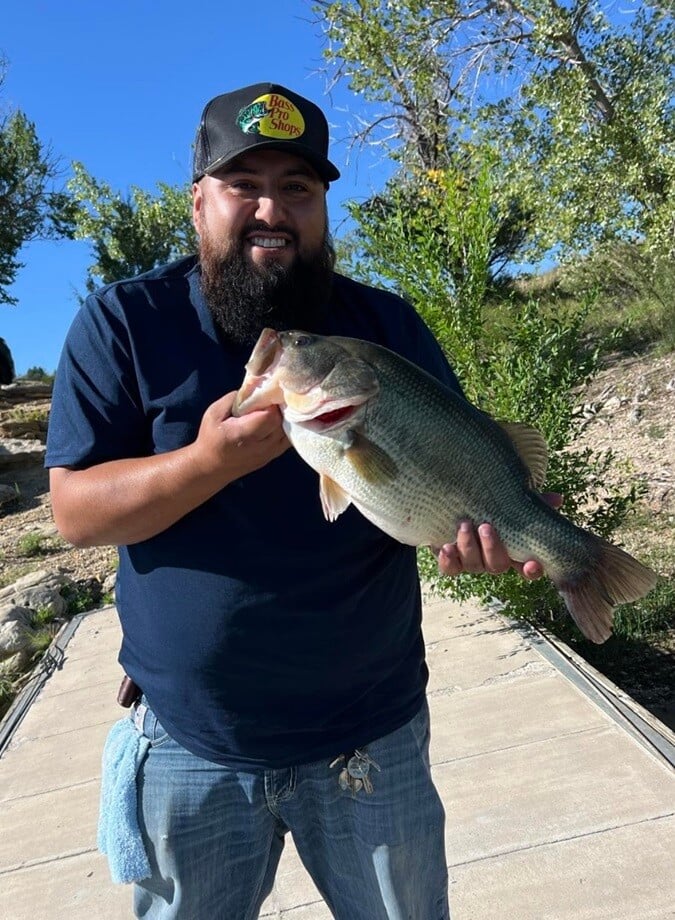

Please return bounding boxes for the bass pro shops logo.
[236,93,305,140]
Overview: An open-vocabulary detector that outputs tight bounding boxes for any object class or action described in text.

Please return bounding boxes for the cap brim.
[198,140,340,184]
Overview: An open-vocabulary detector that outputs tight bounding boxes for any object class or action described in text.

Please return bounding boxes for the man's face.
[192,148,328,269]
[192,149,335,347]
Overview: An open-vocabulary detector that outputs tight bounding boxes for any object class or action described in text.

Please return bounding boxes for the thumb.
[204,391,238,424]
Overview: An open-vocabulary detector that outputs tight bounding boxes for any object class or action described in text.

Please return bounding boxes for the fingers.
[476,523,512,574]
[207,392,277,434]
[194,391,290,480]
[436,543,464,577]
[540,491,563,510]
[206,392,286,444]
[436,520,545,581]
[437,520,512,576]
[514,559,545,581]
[231,406,287,445]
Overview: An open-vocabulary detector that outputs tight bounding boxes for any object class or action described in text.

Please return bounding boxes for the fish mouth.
[232,328,282,416]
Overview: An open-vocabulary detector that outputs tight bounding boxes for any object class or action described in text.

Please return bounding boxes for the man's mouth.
[249,236,290,249]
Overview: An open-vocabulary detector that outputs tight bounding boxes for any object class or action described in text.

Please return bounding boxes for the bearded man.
[47,83,549,919]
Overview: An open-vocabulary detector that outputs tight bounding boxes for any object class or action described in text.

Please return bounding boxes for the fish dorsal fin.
[344,429,398,483]
[320,474,352,522]
[497,421,548,489]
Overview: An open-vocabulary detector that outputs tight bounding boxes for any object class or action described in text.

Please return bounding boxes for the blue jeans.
[133,700,450,919]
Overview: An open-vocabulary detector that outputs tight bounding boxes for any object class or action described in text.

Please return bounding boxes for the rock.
[103,572,117,597]
[0,604,35,665]
[0,569,52,599]
[0,439,46,471]
[0,416,49,442]
[0,380,52,404]
[604,396,624,412]
[0,569,71,618]
[32,523,59,539]
[0,483,19,507]
[14,583,68,618]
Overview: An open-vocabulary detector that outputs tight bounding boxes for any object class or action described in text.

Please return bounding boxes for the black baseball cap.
[192,83,340,184]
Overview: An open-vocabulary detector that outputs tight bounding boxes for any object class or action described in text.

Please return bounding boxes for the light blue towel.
[97,714,152,884]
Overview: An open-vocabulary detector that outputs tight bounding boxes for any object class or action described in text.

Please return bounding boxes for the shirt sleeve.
[45,292,149,469]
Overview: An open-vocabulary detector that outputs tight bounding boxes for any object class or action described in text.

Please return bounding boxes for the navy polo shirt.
[46,256,463,768]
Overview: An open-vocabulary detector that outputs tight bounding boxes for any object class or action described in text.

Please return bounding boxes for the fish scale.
[234,329,658,644]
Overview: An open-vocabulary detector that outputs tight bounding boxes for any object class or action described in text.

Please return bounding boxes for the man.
[47,83,550,919]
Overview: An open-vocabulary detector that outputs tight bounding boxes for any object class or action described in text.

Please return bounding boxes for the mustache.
[242,221,298,243]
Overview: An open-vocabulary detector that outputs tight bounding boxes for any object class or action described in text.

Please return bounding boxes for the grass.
[16,532,61,558]
[60,580,107,616]
[508,242,675,358]
[646,424,667,440]
[27,625,60,657]
[0,677,15,721]
[5,406,50,423]
[29,605,59,629]
[566,247,675,357]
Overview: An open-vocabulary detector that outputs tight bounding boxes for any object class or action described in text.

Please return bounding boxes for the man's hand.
[435,493,563,580]
[190,391,290,482]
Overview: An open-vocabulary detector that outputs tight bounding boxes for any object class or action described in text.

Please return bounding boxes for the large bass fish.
[233,328,657,643]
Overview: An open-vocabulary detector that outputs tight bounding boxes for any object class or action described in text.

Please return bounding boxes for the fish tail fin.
[553,542,658,644]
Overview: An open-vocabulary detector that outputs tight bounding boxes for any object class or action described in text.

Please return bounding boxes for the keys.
[330,749,380,795]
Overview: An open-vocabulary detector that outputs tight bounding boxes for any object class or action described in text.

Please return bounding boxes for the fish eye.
[292,334,312,348]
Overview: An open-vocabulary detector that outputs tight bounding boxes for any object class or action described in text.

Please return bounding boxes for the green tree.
[64,162,197,292]
[345,160,531,350]
[0,64,71,305]
[316,0,674,260]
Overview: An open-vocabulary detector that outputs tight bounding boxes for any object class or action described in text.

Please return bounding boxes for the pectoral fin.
[344,429,398,484]
[320,474,352,522]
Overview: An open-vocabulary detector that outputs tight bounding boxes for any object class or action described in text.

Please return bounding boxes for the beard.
[199,224,336,348]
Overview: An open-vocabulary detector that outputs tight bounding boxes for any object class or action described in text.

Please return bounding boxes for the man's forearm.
[49,445,231,547]
[49,393,290,548]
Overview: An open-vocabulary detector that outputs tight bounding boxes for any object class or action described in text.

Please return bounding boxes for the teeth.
[251,237,287,248]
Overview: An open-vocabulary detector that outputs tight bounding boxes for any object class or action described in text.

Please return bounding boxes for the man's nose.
[255,194,287,225]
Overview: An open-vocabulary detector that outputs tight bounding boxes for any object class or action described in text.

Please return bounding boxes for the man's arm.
[50,392,289,547]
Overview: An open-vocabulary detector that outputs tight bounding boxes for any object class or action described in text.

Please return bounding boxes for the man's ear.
[192,182,203,236]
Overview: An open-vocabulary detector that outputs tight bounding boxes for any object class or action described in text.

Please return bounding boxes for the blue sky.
[2,0,389,374]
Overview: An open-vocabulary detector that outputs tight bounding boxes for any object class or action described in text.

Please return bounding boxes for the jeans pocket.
[132,697,171,748]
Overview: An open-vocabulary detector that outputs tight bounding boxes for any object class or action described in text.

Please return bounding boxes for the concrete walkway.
[1,598,674,919]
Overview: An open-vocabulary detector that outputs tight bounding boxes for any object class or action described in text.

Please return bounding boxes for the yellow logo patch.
[237,93,305,140]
